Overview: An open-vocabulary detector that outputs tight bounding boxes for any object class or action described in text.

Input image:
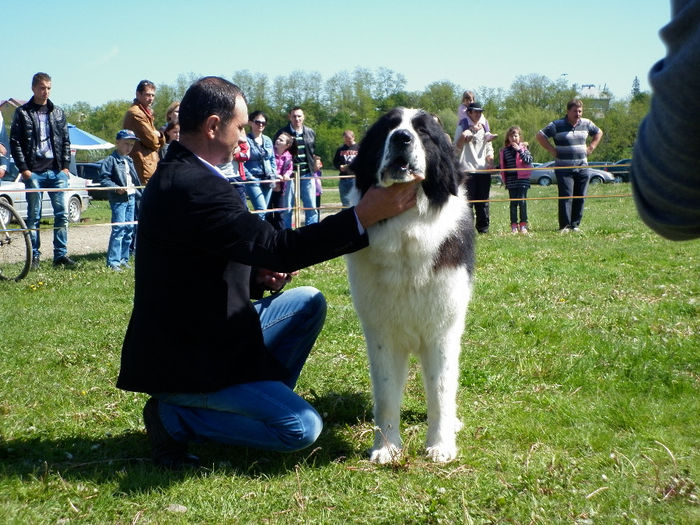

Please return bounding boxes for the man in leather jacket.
[10,72,74,268]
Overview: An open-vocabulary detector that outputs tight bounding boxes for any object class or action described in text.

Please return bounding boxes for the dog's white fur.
[345,108,474,463]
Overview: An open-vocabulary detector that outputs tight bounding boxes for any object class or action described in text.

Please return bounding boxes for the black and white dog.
[345,108,476,463]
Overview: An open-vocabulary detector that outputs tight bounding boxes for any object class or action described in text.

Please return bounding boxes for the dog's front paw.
[369,445,402,464]
[425,443,458,463]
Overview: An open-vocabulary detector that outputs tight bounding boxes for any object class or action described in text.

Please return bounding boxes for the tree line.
[64,69,650,166]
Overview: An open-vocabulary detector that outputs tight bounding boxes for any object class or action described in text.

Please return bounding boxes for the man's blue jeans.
[154,286,327,452]
[338,177,355,208]
[107,195,135,268]
[282,176,318,228]
[24,170,69,260]
[556,169,590,229]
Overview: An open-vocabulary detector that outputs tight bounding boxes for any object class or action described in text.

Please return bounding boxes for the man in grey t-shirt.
[537,99,603,232]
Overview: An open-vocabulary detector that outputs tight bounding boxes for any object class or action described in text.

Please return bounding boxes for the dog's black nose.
[390,129,413,146]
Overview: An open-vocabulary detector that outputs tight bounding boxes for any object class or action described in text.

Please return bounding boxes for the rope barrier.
[2,167,634,233]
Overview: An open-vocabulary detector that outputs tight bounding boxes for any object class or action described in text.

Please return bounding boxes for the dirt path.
[42,222,111,259]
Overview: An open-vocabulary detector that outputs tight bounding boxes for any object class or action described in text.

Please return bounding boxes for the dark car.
[73,161,107,200]
[588,161,612,170]
[607,158,632,182]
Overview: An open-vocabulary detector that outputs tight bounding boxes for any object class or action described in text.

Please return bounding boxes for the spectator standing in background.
[537,99,603,233]
[456,91,495,141]
[123,80,165,185]
[10,72,74,269]
[0,112,9,178]
[160,101,180,133]
[268,132,296,230]
[159,121,180,159]
[333,130,359,208]
[312,155,323,222]
[455,102,494,234]
[123,80,165,254]
[499,126,533,234]
[99,129,141,271]
[274,107,318,228]
[244,111,276,218]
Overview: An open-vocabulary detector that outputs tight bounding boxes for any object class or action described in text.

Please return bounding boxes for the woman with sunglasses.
[243,111,276,219]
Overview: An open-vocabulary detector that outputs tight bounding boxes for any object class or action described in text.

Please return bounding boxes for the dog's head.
[351,108,461,207]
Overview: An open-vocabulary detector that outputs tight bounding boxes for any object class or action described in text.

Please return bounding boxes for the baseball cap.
[116,129,138,141]
[467,102,484,112]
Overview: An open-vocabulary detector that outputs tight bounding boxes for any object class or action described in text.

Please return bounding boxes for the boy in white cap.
[99,129,142,270]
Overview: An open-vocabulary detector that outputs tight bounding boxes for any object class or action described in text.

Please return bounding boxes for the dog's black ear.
[413,111,461,206]
[351,108,404,196]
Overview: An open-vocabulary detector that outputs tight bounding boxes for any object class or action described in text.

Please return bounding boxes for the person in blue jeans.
[537,100,604,232]
[244,110,276,219]
[274,107,318,228]
[116,77,419,469]
[333,130,359,208]
[152,285,327,453]
[10,72,74,268]
[99,130,142,270]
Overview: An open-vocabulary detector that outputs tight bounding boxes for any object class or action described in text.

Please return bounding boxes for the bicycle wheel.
[0,199,32,281]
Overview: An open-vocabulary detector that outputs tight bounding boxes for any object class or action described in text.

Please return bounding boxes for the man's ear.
[204,115,221,139]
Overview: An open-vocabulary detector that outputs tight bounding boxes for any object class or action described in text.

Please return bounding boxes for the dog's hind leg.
[420,332,463,463]
[367,340,410,464]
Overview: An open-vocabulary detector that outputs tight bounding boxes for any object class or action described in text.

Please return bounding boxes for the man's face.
[214,96,249,164]
[289,109,304,129]
[136,87,156,108]
[343,132,355,146]
[567,105,583,124]
[32,80,51,105]
[468,110,483,122]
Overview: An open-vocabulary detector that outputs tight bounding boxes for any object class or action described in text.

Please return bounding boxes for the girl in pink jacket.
[499,126,533,233]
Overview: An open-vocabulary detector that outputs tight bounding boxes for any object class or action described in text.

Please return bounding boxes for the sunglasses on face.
[253,120,266,126]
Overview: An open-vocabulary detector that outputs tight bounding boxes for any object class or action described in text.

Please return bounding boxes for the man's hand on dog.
[355,181,419,229]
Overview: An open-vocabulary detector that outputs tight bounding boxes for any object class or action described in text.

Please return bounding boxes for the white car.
[0,169,90,224]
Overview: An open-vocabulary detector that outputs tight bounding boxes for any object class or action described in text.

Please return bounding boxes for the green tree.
[504,74,576,114]
[372,67,406,102]
[631,76,641,99]
[418,80,461,114]
[63,101,93,127]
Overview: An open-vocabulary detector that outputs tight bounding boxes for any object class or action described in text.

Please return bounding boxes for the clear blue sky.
[6,0,670,107]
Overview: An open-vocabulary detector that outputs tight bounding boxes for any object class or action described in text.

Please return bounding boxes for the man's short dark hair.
[32,72,51,87]
[136,80,156,93]
[179,77,245,134]
[567,99,583,110]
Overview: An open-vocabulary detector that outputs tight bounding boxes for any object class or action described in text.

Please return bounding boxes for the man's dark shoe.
[31,256,40,270]
[53,256,76,268]
[143,398,200,469]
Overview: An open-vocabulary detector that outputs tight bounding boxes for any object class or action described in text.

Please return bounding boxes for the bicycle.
[0,198,32,281]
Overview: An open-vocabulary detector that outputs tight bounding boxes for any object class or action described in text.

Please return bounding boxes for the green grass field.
[1,183,698,524]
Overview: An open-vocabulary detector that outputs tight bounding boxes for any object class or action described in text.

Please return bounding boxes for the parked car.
[607,158,632,182]
[0,160,90,223]
[529,161,617,186]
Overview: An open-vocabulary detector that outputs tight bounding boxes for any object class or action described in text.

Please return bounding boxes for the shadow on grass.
[72,252,108,264]
[0,391,377,493]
